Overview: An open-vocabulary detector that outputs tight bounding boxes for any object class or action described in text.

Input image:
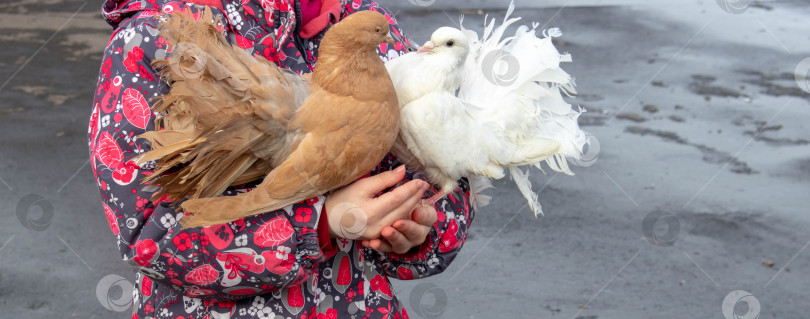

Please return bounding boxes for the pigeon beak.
[417,41,435,54]
[385,34,396,45]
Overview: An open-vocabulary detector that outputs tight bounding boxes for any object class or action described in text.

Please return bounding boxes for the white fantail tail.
[460,1,591,215]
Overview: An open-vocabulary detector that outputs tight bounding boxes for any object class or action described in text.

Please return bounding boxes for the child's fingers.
[362,238,394,253]
[411,205,438,227]
[374,179,427,208]
[374,180,429,222]
[393,220,430,243]
[382,225,412,254]
[392,220,417,239]
[371,238,393,252]
[357,165,407,196]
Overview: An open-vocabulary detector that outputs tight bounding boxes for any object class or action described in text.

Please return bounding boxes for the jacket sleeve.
[347,1,477,279]
[88,11,331,301]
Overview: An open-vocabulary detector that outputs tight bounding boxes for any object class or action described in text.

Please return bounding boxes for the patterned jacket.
[88,0,475,318]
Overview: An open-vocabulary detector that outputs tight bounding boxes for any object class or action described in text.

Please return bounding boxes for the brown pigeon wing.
[137,8,310,200]
[179,93,398,228]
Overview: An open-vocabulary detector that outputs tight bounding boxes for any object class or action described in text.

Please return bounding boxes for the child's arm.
[90,11,334,301]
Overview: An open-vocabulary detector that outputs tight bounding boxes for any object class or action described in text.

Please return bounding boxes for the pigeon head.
[418,27,469,61]
[325,11,395,49]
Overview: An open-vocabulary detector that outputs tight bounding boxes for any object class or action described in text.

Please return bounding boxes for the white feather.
[509,167,544,216]
[468,175,493,209]
[385,1,590,216]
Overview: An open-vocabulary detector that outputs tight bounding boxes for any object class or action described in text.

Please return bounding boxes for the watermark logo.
[330,202,368,240]
[716,0,752,14]
[568,132,600,167]
[409,283,448,319]
[481,49,520,87]
[96,274,134,312]
[722,290,760,319]
[16,194,54,231]
[642,210,680,247]
[795,57,810,94]
[171,42,210,79]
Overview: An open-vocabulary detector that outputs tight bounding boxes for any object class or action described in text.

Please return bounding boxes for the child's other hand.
[361,204,437,254]
[324,166,429,241]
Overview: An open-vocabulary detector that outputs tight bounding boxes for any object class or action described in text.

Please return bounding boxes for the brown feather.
[137,9,400,228]
[137,7,310,200]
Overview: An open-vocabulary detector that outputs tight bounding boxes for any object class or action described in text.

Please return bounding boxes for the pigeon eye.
[374,27,382,33]
[446,40,455,47]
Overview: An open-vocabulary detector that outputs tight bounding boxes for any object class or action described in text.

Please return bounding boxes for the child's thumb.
[412,205,438,227]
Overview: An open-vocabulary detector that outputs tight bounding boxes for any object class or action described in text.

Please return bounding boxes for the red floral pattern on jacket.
[90,0,474,318]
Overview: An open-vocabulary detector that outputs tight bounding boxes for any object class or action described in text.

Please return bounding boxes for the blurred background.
[1,0,809,318]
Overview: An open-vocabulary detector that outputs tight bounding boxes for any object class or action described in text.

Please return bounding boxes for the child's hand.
[324,166,429,240]
[361,204,437,254]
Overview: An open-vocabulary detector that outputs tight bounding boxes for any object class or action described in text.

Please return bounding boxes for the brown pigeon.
[137,8,400,228]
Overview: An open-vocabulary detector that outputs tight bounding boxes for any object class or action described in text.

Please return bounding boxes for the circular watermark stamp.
[642,210,680,247]
[567,132,600,167]
[330,202,368,240]
[716,0,752,14]
[794,57,810,94]
[16,194,54,231]
[409,283,448,319]
[722,290,760,319]
[96,274,134,312]
[408,0,436,7]
[481,49,520,87]
[171,42,210,79]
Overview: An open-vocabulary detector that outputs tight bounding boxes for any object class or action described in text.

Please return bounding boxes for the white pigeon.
[385,2,588,216]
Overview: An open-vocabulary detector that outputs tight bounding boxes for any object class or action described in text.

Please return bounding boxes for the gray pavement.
[1,0,809,318]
